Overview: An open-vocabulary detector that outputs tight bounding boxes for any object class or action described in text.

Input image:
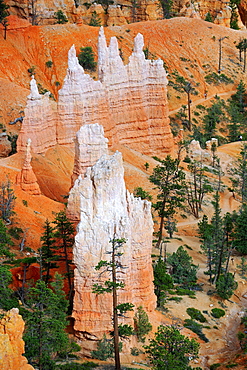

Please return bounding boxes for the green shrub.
[211,308,225,318]
[46,60,53,68]
[89,11,101,26]
[167,296,182,302]
[205,72,233,85]
[184,319,209,342]
[54,10,68,24]
[133,306,152,343]
[210,364,221,370]
[8,226,23,240]
[78,47,97,71]
[91,334,114,360]
[131,347,141,356]
[186,307,207,323]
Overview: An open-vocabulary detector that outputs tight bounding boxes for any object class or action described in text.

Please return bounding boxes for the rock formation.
[0,133,11,157]
[0,308,34,370]
[17,76,57,154]
[16,138,41,195]
[72,151,156,351]
[67,123,108,221]
[17,29,174,157]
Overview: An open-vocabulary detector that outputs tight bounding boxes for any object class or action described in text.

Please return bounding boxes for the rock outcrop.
[17,29,174,157]
[17,76,57,154]
[0,308,34,370]
[16,138,41,195]
[72,151,156,352]
[0,133,11,157]
[67,123,108,221]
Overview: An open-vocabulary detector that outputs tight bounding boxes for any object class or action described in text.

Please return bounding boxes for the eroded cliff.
[0,308,34,370]
[17,28,174,157]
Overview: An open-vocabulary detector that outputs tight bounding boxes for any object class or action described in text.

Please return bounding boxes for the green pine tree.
[144,325,199,370]
[149,155,186,250]
[167,246,198,286]
[23,274,70,370]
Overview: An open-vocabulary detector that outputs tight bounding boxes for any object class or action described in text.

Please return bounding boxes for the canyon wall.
[17,28,174,157]
[5,0,246,26]
[72,150,156,352]
[0,308,34,370]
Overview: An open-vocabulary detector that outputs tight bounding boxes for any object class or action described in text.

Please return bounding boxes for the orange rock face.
[17,28,174,157]
[0,308,34,370]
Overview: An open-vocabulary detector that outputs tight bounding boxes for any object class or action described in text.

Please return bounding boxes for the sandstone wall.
[5,0,246,27]
[72,151,156,352]
[17,29,174,157]
[0,308,34,370]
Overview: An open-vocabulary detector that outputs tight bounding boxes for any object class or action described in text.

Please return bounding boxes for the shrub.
[186,307,207,323]
[184,319,209,342]
[78,47,97,71]
[91,334,114,360]
[54,10,68,24]
[133,187,152,201]
[133,306,152,343]
[205,72,234,85]
[211,308,225,318]
[46,60,53,68]
[89,11,101,26]
[131,347,141,356]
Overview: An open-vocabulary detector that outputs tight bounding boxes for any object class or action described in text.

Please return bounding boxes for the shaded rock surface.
[0,308,34,370]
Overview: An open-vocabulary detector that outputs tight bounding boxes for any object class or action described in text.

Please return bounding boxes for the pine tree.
[89,11,101,26]
[149,155,185,250]
[40,219,58,284]
[144,325,199,370]
[23,274,70,370]
[92,237,134,370]
[185,160,213,218]
[153,257,173,307]
[53,211,75,308]
[167,246,198,286]
[0,0,9,24]
[230,144,247,204]
[78,46,97,71]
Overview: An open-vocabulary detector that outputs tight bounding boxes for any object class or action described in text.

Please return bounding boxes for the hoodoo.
[17,28,174,157]
[70,132,156,351]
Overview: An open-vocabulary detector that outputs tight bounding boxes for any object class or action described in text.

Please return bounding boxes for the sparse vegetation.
[78,46,97,71]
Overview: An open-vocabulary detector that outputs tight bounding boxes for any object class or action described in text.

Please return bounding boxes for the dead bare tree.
[0,179,16,224]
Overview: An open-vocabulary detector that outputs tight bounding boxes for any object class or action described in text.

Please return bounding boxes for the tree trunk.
[112,243,121,370]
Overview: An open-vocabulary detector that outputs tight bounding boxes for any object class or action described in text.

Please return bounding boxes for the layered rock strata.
[72,151,156,349]
[16,138,41,195]
[17,29,174,157]
[0,308,34,370]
